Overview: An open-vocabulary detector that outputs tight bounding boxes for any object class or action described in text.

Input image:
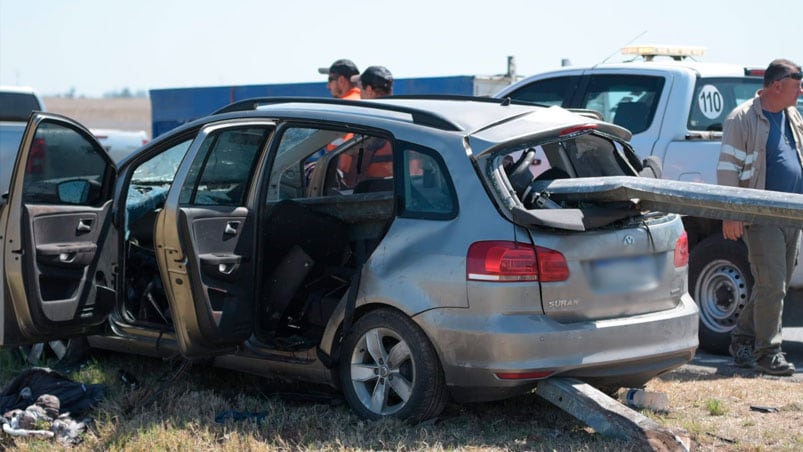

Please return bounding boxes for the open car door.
[155,121,274,358]
[1,113,117,346]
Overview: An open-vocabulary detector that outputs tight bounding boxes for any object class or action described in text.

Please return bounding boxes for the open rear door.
[155,122,273,358]
[1,113,117,346]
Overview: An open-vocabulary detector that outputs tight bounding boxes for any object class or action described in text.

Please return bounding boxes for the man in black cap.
[352,65,394,99]
[318,59,361,99]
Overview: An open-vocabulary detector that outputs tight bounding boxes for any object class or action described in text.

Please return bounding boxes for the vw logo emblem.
[623,235,635,246]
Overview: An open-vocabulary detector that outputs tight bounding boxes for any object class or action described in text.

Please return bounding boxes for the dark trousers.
[733,224,801,355]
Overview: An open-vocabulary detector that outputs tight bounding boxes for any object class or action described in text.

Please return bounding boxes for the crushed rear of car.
[413,103,698,403]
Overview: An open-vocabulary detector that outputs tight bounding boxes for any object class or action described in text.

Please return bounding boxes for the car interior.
[500,133,647,231]
[120,125,402,350]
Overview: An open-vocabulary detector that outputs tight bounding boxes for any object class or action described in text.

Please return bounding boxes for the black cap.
[318,59,359,78]
[352,65,393,90]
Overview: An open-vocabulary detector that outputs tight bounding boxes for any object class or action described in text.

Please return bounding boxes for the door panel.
[2,113,116,346]
[172,207,254,355]
[156,123,272,357]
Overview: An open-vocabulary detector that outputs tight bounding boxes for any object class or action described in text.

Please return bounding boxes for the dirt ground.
[647,357,802,450]
[43,96,152,138]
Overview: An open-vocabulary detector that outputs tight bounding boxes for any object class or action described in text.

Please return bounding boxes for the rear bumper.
[415,293,699,403]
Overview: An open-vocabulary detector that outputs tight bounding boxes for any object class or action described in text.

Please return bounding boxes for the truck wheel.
[19,337,89,368]
[339,308,448,422]
[689,236,752,355]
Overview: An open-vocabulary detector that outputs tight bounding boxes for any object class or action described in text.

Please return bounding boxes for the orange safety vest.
[340,87,361,100]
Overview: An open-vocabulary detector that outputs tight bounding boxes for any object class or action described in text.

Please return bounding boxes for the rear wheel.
[689,236,752,354]
[339,308,448,422]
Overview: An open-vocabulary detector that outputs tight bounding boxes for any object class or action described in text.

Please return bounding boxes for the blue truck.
[149,75,515,137]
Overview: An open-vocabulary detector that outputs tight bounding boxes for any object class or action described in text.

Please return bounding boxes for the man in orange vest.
[319,59,361,99]
[347,66,396,181]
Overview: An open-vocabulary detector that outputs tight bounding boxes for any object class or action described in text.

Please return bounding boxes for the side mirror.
[57,179,91,204]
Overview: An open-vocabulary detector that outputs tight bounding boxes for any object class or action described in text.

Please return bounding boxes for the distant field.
[43,96,152,138]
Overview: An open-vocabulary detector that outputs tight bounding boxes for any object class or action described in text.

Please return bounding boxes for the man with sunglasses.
[319,59,362,99]
[718,59,803,376]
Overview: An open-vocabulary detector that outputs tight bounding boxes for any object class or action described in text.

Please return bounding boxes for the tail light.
[674,231,689,267]
[467,241,569,282]
[26,137,46,174]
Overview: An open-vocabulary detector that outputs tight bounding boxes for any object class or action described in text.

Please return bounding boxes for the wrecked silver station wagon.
[2,97,699,421]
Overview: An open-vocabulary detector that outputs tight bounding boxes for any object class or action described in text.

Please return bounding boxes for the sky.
[0,0,800,98]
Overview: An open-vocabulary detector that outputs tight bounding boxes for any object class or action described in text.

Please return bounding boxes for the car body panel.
[417,292,698,402]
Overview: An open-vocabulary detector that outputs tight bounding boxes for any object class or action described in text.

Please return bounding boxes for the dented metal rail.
[531,176,803,228]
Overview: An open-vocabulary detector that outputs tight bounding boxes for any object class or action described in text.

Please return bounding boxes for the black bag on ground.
[0,367,106,416]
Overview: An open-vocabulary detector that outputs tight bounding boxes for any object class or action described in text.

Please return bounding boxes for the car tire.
[18,337,90,368]
[339,308,448,422]
[689,236,753,355]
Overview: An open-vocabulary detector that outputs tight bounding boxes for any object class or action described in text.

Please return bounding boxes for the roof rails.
[212,96,464,131]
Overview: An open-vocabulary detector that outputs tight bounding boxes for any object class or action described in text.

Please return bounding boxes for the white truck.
[0,86,47,200]
[496,46,803,353]
[1,86,148,202]
[91,128,149,161]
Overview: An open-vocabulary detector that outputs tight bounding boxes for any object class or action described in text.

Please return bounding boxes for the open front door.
[1,113,117,346]
[155,122,273,358]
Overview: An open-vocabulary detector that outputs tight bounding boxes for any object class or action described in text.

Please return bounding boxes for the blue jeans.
[732,224,801,356]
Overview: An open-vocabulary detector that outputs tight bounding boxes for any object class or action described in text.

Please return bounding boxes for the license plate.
[590,255,657,291]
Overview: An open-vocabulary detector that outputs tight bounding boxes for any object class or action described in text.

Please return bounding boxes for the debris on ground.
[0,367,105,445]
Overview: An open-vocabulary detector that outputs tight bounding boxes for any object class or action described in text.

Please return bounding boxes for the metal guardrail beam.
[532,176,803,228]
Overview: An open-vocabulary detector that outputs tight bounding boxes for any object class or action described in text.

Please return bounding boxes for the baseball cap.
[351,65,393,90]
[318,59,359,78]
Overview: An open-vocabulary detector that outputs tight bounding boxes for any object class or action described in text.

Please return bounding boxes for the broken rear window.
[503,132,638,204]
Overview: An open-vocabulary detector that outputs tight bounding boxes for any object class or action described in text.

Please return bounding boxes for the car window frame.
[396,141,459,221]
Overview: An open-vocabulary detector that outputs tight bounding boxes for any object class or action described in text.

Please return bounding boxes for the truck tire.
[689,236,753,355]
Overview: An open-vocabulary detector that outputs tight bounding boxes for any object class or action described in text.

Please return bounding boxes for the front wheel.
[18,337,89,368]
[689,236,753,354]
[339,308,448,422]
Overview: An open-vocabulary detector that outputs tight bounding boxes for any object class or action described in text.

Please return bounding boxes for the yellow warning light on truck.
[622,45,707,61]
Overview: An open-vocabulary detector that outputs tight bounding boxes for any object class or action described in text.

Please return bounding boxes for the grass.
[648,368,803,451]
[703,398,727,416]
[1,347,802,451]
[0,348,641,451]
